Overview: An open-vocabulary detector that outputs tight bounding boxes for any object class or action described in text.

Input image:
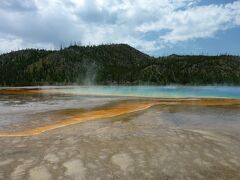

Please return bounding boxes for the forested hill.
[0,44,240,86]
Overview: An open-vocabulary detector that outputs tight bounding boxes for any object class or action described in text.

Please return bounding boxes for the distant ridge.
[0,44,240,86]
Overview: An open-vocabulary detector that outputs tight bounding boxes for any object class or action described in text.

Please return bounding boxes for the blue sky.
[0,0,239,56]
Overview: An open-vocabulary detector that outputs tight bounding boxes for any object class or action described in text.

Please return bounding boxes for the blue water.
[54,86,240,99]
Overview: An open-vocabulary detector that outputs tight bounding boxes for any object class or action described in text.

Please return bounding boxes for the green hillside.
[0,44,239,86]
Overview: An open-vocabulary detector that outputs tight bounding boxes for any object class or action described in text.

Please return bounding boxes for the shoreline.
[0,87,240,100]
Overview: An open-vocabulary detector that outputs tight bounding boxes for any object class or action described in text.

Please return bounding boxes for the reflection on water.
[53,86,240,99]
[152,105,240,134]
[0,92,122,128]
[1,85,240,98]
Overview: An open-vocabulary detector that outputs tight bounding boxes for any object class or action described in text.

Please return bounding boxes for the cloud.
[0,33,54,53]
[138,1,240,44]
[0,0,37,12]
[0,0,239,54]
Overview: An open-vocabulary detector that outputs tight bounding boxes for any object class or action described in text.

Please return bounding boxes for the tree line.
[0,44,240,86]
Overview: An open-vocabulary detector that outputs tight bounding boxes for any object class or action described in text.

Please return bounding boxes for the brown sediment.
[0,101,155,137]
[0,99,240,137]
[0,89,44,95]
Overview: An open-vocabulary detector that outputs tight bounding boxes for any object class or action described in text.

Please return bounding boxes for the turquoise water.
[54,86,240,99]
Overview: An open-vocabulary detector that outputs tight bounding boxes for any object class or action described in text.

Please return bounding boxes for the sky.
[0,0,239,56]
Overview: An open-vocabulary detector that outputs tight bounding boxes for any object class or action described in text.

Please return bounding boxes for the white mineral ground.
[0,89,240,179]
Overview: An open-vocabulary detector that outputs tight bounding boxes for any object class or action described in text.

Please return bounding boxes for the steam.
[82,59,98,85]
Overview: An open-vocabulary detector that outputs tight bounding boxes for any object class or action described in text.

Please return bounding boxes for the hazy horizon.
[1,43,240,57]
